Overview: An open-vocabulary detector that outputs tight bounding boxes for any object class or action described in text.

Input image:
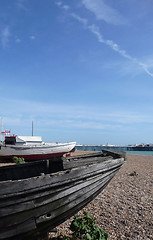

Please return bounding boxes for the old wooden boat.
[0,150,126,240]
[0,135,76,161]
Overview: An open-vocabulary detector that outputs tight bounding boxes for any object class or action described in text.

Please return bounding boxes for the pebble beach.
[53,151,153,240]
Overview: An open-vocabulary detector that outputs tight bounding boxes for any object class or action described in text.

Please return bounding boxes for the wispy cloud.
[71,13,88,26]
[16,0,27,11]
[54,1,153,78]
[88,24,133,60]
[63,5,70,11]
[138,62,153,77]
[82,0,127,25]
[88,24,153,77]
[56,2,62,7]
[1,97,153,131]
[29,35,36,40]
[1,26,11,48]
[55,1,70,11]
[15,37,21,43]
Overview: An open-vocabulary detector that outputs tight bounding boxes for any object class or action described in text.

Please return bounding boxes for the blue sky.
[1,0,153,145]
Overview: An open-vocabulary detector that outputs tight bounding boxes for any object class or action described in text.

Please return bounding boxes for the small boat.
[0,150,126,240]
[0,135,76,161]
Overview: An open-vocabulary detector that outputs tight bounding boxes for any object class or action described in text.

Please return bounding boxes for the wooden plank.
[0,168,117,217]
[0,217,36,239]
[0,168,119,228]
[35,171,117,234]
[63,156,111,169]
[66,151,104,159]
[36,170,118,224]
[1,171,113,240]
[0,152,126,239]
[0,158,125,197]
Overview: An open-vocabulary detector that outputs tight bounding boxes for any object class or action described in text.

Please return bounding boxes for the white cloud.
[63,5,70,11]
[88,24,133,60]
[16,0,27,10]
[88,24,104,42]
[29,35,36,40]
[1,26,11,48]
[15,37,21,43]
[1,97,153,131]
[71,121,122,130]
[55,2,70,11]
[56,2,62,7]
[84,24,153,78]
[82,0,127,25]
[91,25,153,77]
[71,13,88,26]
[138,62,153,78]
[56,0,153,78]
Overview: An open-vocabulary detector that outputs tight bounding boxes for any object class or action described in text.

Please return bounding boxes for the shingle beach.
[53,151,153,240]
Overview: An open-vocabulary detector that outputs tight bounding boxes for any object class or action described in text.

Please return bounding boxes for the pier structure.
[76,144,153,151]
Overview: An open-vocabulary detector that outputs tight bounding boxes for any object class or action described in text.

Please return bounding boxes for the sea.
[76,145,153,156]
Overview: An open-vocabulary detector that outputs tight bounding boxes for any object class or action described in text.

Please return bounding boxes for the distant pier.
[76,145,153,151]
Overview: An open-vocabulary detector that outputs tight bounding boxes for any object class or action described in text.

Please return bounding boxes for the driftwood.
[0,150,126,240]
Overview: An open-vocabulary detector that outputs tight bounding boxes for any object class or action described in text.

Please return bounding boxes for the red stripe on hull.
[0,152,67,161]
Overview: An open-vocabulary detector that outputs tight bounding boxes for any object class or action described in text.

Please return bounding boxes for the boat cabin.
[4,136,16,145]
[4,136,43,145]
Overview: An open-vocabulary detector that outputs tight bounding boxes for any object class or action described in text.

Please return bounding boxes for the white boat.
[0,135,76,161]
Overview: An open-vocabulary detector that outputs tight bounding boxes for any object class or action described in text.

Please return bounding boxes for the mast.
[32,120,33,136]
[1,118,3,142]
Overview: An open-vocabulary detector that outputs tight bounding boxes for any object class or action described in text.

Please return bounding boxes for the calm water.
[76,146,153,156]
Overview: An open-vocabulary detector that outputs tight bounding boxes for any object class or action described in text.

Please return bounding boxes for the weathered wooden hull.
[0,150,126,240]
